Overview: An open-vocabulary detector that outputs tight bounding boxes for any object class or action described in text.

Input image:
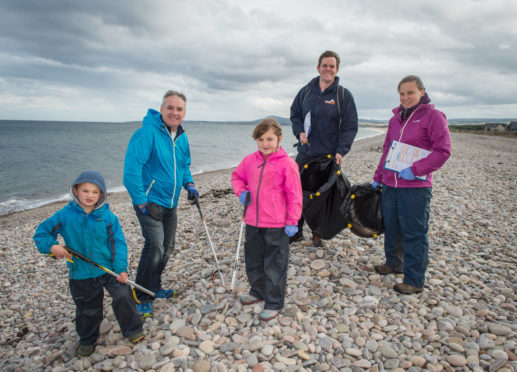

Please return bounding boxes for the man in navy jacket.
[290,50,358,247]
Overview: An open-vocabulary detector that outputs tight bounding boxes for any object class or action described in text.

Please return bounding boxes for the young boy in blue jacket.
[33,171,143,358]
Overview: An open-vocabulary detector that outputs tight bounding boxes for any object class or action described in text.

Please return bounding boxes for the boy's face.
[74,182,101,211]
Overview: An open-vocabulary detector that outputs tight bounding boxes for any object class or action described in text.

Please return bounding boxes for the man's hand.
[117,272,128,284]
[186,184,199,201]
[50,245,72,259]
[299,132,308,145]
[140,203,163,221]
[335,153,343,164]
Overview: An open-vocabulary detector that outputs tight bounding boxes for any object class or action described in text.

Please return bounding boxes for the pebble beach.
[1,132,516,372]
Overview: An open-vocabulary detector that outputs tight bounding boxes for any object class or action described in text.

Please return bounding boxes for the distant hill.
[3,116,514,126]
[184,116,390,126]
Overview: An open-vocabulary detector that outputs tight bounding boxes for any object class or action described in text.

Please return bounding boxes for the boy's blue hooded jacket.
[33,171,128,279]
[123,109,194,208]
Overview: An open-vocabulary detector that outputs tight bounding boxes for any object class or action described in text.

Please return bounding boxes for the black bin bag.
[300,155,351,240]
[345,183,384,238]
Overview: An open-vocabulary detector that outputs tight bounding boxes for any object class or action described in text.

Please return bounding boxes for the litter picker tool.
[193,196,226,286]
[57,246,156,298]
[230,192,251,291]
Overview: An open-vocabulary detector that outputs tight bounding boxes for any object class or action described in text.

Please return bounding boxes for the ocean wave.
[0,186,130,216]
[0,194,72,216]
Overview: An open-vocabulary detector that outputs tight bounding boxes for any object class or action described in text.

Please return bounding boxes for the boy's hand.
[117,272,128,284]
[50,245,72,259]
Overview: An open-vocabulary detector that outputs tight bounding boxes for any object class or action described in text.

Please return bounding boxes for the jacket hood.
[143,108,185,137]
[69,170,107,209]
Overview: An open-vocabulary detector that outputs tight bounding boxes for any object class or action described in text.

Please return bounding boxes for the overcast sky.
[1,0,516,122]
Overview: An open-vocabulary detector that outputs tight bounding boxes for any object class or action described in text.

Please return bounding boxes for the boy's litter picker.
[53,246,156,298]
[193,196,226,286]
[230,192,251,291]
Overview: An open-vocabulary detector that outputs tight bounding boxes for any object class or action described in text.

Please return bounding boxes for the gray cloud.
[0,0,516,121]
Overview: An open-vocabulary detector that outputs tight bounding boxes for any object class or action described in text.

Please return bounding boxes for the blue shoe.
[136,302,153,319]
[156,289,177,299]
[259,309,281,322]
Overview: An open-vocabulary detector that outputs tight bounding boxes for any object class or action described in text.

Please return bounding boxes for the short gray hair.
[162,90,187,105]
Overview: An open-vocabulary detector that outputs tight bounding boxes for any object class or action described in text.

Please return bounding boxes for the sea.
[0,120,383,216]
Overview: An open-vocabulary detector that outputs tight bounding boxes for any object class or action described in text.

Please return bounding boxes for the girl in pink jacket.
[231,118,302,321]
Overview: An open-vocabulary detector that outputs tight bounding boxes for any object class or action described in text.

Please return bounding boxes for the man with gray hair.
[124,90,199,318]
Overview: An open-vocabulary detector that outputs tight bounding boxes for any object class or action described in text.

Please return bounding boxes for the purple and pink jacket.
[232,147,302,228]
[374,103,451,188]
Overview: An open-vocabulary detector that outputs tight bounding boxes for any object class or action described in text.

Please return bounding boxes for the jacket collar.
[143,108,186,137]
[69,200,106,217]
[310,76,340,93]
[255,146,288,161]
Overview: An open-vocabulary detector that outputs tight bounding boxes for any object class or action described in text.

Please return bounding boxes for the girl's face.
[399,81,425,109]
[256,128,282,155]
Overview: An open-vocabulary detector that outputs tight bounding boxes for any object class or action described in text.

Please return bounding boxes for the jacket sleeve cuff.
[43,240,60,255]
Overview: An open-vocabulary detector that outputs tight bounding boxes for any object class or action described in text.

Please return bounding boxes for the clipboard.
[384,140,430,181]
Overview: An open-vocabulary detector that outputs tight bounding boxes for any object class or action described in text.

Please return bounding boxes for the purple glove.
[239,191,250,205]
[371,181,381,190]
[398,168,416,180]
[186,184,199,201]
[285,225,298,237]
[140,203,163,221]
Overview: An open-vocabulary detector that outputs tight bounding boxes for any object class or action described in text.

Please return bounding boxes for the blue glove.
[398,167,416,180]
[239,191,250,205]
[371,181,381,190]
[186,184,199,201]
[285,225,298,237]
[140,203,163,221]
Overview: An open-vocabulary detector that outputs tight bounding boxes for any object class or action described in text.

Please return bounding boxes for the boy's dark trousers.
[244,226,289,310]
[69,274,143,346]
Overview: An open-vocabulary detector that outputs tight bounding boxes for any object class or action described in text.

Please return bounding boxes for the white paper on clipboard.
[304,110,311,137]
[384,140,431,181]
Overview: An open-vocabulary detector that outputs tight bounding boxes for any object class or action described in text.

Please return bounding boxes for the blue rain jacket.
[34,201,128,279]
[123,109,194,208]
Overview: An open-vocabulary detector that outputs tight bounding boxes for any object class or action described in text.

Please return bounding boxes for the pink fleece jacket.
[374,103,451,188]
[232,147,302,228]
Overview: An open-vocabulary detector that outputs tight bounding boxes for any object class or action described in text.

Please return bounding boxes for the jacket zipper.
[255,154,269,226]
[394,105,423,187]
[145,180,155,195]
[170,133,177,208]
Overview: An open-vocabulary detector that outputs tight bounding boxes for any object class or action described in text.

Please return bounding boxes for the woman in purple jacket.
[371,75,451,295]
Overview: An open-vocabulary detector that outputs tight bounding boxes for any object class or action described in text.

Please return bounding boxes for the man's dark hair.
[318,50,340,69]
